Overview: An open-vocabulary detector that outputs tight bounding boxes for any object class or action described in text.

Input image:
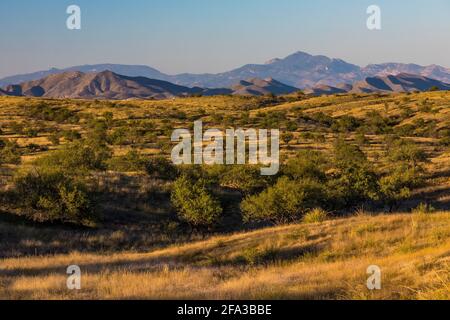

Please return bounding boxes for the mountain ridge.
[0,71,300,99]
[2,51,450,89]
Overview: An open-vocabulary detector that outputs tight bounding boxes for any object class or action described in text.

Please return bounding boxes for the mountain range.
[1,70,449,100]
[0,71,300,99]
[2,51,450,90]
[303,73,450,95]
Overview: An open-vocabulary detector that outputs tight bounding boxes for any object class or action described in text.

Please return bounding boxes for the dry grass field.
[1,211,450,300]
[0,91,449,300]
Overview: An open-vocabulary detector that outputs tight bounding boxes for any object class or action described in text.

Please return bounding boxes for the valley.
[0,91,449,299]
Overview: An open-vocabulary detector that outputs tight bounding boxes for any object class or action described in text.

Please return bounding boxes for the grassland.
[1,211,450,299]
[0,91,449,299]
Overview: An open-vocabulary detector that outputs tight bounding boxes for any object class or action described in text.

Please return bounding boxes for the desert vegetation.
[0,91,449,299]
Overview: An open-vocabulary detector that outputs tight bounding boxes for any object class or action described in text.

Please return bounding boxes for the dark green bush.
[145,156,179,180]
[14,169,97,226]
[0,139,21,165]
[217,165,270,195]
[107,149,148,172]
[171,175,222,227]
[331,115,362,133]
[35,140,111,174]
[379,166,423,212]
[26,104,79,124]
[282,150,328,182]
[241,177,326,224]
[330,140,379,205]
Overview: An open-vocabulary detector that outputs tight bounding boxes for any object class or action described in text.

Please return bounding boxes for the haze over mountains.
[2,71,449,100]
[2,51,450,90]
[0,71,300,99]
[1,51,450,99]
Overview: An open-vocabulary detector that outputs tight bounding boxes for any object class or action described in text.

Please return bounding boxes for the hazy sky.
[1,0,449,78]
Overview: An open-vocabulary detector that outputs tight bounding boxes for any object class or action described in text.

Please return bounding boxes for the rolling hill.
[230,78,299,96]
[0,71,302,99]
[348,73,450,93]
[0,71,202,100]
[2,51,450,89]
[2,212,450,299]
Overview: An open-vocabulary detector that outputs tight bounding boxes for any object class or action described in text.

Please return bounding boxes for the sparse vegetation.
[0,91,449,300]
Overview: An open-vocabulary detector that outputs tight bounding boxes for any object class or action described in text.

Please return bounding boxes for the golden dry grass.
[1,211,450,300]
[0,92,449,300]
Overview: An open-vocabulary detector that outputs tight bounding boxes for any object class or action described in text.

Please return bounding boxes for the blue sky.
[1,0,449,78]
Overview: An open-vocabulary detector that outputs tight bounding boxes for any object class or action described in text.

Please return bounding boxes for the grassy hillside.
[0,92,449,300]
[1,210,450,300]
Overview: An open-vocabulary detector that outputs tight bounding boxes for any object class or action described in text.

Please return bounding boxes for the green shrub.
[241,177,326,224]
[35,140,111,174]
[440,137,450,147]
[282,150,328,182]
[412,203,436,215]
[145,156,179,180]
[217,165,269,195]
[171,175,222,227]
[308,112,334,127]
[330,140,379,205]
[14,169,97,226]
[355,132,368,146]
[24,127,39,138]
[331,115,361,133]
[364,111,394,134]
[61,130,81,142]
[48,133,60,146]
[387,139,427,170]
[281,132,294,145]
[239,246,278,266]
[9,121,24,135]
[303,208,329,224]
[107,150,148,172]
[286,121,298,132]
[379,166,423,212]
[26,104,79,124]
[0,139,21,165]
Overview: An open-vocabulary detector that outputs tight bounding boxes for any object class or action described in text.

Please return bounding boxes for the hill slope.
[1,71,303,99]
[0,64,170,88]
[1,212,450,299]
[230,77,299,96]
[2,51,450,89]
[1,71,208,99]
[349,73,450,93]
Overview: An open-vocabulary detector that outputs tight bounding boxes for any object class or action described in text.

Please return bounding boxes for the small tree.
[281,132,294,147]
[282,150,328,182]
[429,86,439,92]
[379,166,422,212]
[330,139,379,206]
[218,165,269,195]
[380,139,427,211]
[48,134,60,146]
[145,156,179,180]
[171,175,222,228]
[241,177,326,224]
[35,140,111,174]
[0,139,21,165]
[14,169,97,226]
[388,139,427,170]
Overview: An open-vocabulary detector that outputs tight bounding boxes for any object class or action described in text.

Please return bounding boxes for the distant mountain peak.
[231,77,299,96]
[1,50,450,90]
[0,71,303,99]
